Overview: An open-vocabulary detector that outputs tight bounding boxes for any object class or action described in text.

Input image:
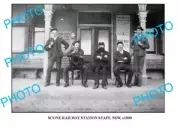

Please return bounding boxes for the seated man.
[93,42,109,89]
[113,42,133,88]
[63,41,88,88]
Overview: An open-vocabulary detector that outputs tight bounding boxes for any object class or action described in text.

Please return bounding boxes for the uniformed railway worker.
[93,42,109,89]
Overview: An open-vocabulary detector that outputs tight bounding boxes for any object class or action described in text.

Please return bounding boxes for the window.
[98,30,109,52]
[12,27,26,52]
[146,28,155,53]
[160,33,165,55]
[33,27,45,52]
[12,5,27,24]
[78,12,112,24]
[80,29,92,55]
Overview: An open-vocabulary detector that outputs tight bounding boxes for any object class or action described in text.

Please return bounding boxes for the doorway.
[78,26,111,78]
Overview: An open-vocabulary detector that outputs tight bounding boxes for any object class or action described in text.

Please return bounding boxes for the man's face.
[99,45,105,49]
[117,44,123,51]
[74,43,80,49]
[51,30,58,38]
[136,29,142,34]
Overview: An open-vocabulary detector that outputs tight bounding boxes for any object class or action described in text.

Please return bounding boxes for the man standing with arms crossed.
[131,26,150,87]
[44,28,69,87]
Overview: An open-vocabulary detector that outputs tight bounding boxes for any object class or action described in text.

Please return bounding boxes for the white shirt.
[49,37,57,48]
[119,50,124,54]
[53,36,57,40]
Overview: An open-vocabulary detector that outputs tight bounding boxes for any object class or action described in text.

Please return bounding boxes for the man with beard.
[131,26,150,87]
[44,28,69,87]
[113,41,133,88]
[63,41,88,88]
[93,42,109,89]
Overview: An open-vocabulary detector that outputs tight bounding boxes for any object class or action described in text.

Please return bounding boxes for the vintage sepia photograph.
[11,4,165,113]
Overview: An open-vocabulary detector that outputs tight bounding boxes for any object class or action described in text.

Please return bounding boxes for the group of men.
[44,26,150,89]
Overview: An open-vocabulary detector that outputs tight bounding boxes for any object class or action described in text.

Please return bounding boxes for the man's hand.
[97,55,102,59]
[118,60,123,63]
[138,41,143,46]
[50,42,54,45]
[123,57,128,60]
[48,42,54,48]
[79,55,83,58]
[104,55,108,58]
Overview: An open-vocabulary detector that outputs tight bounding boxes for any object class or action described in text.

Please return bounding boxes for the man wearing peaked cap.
[93,42,109,89]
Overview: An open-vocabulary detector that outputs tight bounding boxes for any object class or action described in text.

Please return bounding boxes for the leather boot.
[102,84,107,89]
[82,82,88,88]
[126,83,132,88]
[93,84,99,89]
[64,82,69,87]
[56,83,60,86]
[44,83,50,87]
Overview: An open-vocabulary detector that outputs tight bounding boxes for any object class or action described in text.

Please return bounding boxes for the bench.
[12,56,88,79]
[12,59,43,79]
[146,59,164,79]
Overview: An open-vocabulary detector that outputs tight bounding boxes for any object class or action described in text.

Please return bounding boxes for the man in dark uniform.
[131,26,150,87]
[44,28,69,87]
[93,42,109,89]
[113,42,133,88]
[63,41,88,88]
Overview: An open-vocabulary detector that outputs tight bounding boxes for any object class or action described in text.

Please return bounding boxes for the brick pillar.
[43,5,53,81]
[138,4,148,86]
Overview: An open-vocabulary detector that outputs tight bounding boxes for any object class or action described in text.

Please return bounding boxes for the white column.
[138,4,148,86]
[43,5,53,80]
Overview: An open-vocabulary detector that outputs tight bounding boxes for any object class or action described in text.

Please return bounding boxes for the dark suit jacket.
[67,48,84,68]
[44,37,69,59]
[93,50,109,64]
[131,34,150,57]
[113,50,131,65]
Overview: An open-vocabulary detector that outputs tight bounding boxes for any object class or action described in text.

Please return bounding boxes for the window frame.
[80,28,92,55]
[32,27,45,53]
[12,25,28,54]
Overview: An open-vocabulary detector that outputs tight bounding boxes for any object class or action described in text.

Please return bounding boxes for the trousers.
[113,64,133,85]
[45,56,62,84]
[63,65,88,84]
[94,63,108,85]
[133,55,145,85]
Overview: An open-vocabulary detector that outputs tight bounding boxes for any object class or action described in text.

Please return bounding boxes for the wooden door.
[78,26,111,78]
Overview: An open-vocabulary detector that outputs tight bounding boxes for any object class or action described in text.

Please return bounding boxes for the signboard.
[116,15,130,35]
[116,15,130,52]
